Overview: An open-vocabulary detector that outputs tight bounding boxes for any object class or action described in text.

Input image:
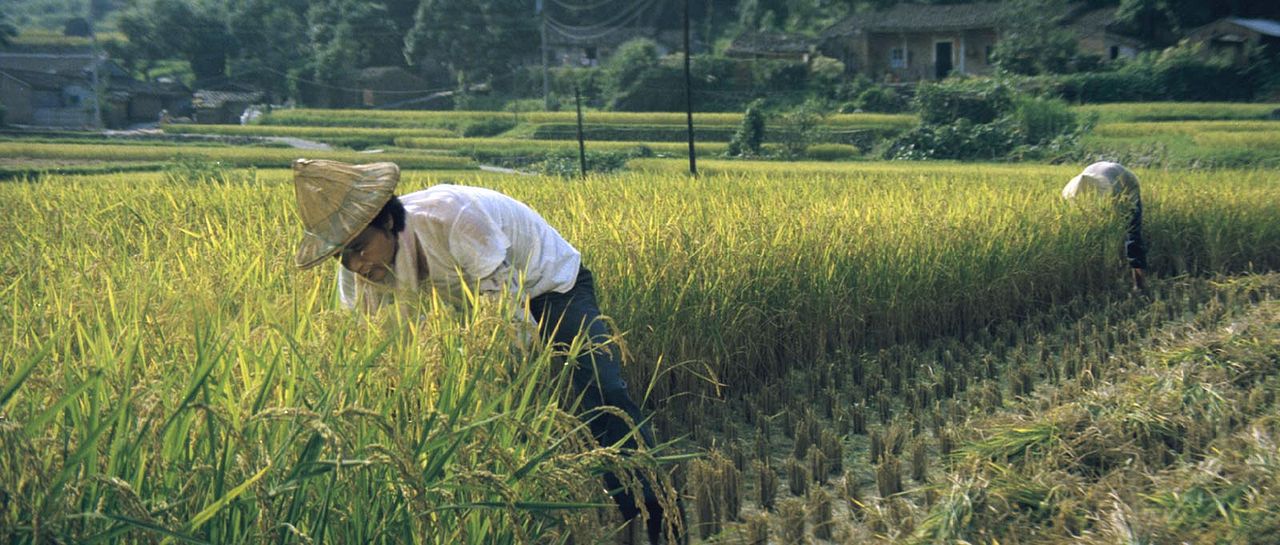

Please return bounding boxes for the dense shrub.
[853,86,908,113]
[885,118,1021,160]
[1011,96,1076,145]
[1049,44,1255,103]
[728,100,766,157]
[915,78,1015,125]
[805,143,860,161]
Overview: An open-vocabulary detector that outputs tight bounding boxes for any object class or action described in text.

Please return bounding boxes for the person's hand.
[1131,268,1147,291]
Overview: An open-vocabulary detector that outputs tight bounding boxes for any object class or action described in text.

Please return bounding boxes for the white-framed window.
[890,47,906,68]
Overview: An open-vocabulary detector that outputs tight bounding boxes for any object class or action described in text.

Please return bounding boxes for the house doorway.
[935,42,953,79]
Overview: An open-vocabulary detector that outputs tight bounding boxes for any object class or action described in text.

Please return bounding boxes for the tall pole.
[88,3,102,129]
[539,0,551,110]
[683,0,697,176]
[574,84,587,178]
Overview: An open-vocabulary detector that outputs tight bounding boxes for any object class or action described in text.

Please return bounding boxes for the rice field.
[255,109,916,131]
[0,142,474,170]
[1074,102,1280,122]
[164,124,456,140]
[3,159,1279,543]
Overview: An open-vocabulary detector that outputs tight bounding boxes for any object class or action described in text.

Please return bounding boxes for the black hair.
[372,196,407,234]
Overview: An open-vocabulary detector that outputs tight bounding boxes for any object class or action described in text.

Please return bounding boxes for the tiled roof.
[193,89,265,109]
[1227,17,1280,38]
[725,31,815,56]
[0,53,128,78]
[822,2,1006,37]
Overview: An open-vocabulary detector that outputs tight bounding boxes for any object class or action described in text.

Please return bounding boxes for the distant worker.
[1062,161,1148,290]
[290,159,681,544]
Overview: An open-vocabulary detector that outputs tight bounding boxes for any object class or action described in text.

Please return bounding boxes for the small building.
[1063,6,1144,62]
[0,52,191,127]
[0,53,126,127]
[193,85,265,125]
[820,2,1004,82]
[724,31,816,63]
[1185,17,1280,66]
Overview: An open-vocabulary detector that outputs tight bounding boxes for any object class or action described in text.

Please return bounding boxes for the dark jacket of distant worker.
[1062,161,1148,290]
[290,159,677,543]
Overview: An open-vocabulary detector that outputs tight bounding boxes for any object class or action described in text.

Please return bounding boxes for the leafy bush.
[916,78,1015,125]
[728,99,766,157]
[1048,44,1255,103]
[778,100,829,159]
[854,86,908,113]
[885,118,1021,160]
[805,143,859,161]
[601,38,661,105]
[1011,95,1076,145]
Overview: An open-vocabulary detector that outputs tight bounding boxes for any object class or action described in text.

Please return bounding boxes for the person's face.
[338,221,396,282]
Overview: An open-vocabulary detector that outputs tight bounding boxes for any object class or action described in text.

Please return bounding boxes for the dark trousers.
[1126,199,1148,270]
[529,266,658,520]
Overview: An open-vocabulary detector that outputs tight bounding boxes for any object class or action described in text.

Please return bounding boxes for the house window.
[890,48,906,69]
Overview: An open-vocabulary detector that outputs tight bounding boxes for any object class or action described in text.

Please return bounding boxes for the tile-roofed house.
[1186,17,1280,65]
[1061,6,1144,62]
[820,2,1006,82]
[193,85,266,124]
[0,52,192,127]
[724,31,817,62]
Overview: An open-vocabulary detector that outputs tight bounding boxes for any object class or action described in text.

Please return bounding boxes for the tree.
[404,0,538,84]
[116,0,236,84]
[225,0,309,100]
[992,0,1079,75]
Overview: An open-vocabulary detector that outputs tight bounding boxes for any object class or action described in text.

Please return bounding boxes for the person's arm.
[337,263,359,310]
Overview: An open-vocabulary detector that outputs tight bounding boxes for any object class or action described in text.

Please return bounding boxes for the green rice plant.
[1074,102,1280,123]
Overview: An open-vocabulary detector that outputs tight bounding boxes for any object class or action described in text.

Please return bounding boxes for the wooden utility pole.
[539,0,551,110]
[574,85,587,177]
[683,0,697,176]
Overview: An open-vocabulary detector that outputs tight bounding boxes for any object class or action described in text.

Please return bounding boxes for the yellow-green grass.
[396,135,732,156]
[163,124,456,139]
[1075,102,1280,123]
[1094,120,1280,137]
[257,108,916,131]
[4,164,1279,542]
[0,142,475,169]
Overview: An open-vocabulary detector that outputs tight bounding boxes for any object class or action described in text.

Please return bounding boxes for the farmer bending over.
[290,159,679,543]
[1061,160,1148,290]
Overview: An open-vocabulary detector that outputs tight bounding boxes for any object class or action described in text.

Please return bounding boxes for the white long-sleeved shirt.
[338,184,581,314]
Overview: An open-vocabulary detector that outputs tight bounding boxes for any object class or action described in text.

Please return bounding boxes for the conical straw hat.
[292,158,400,269]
